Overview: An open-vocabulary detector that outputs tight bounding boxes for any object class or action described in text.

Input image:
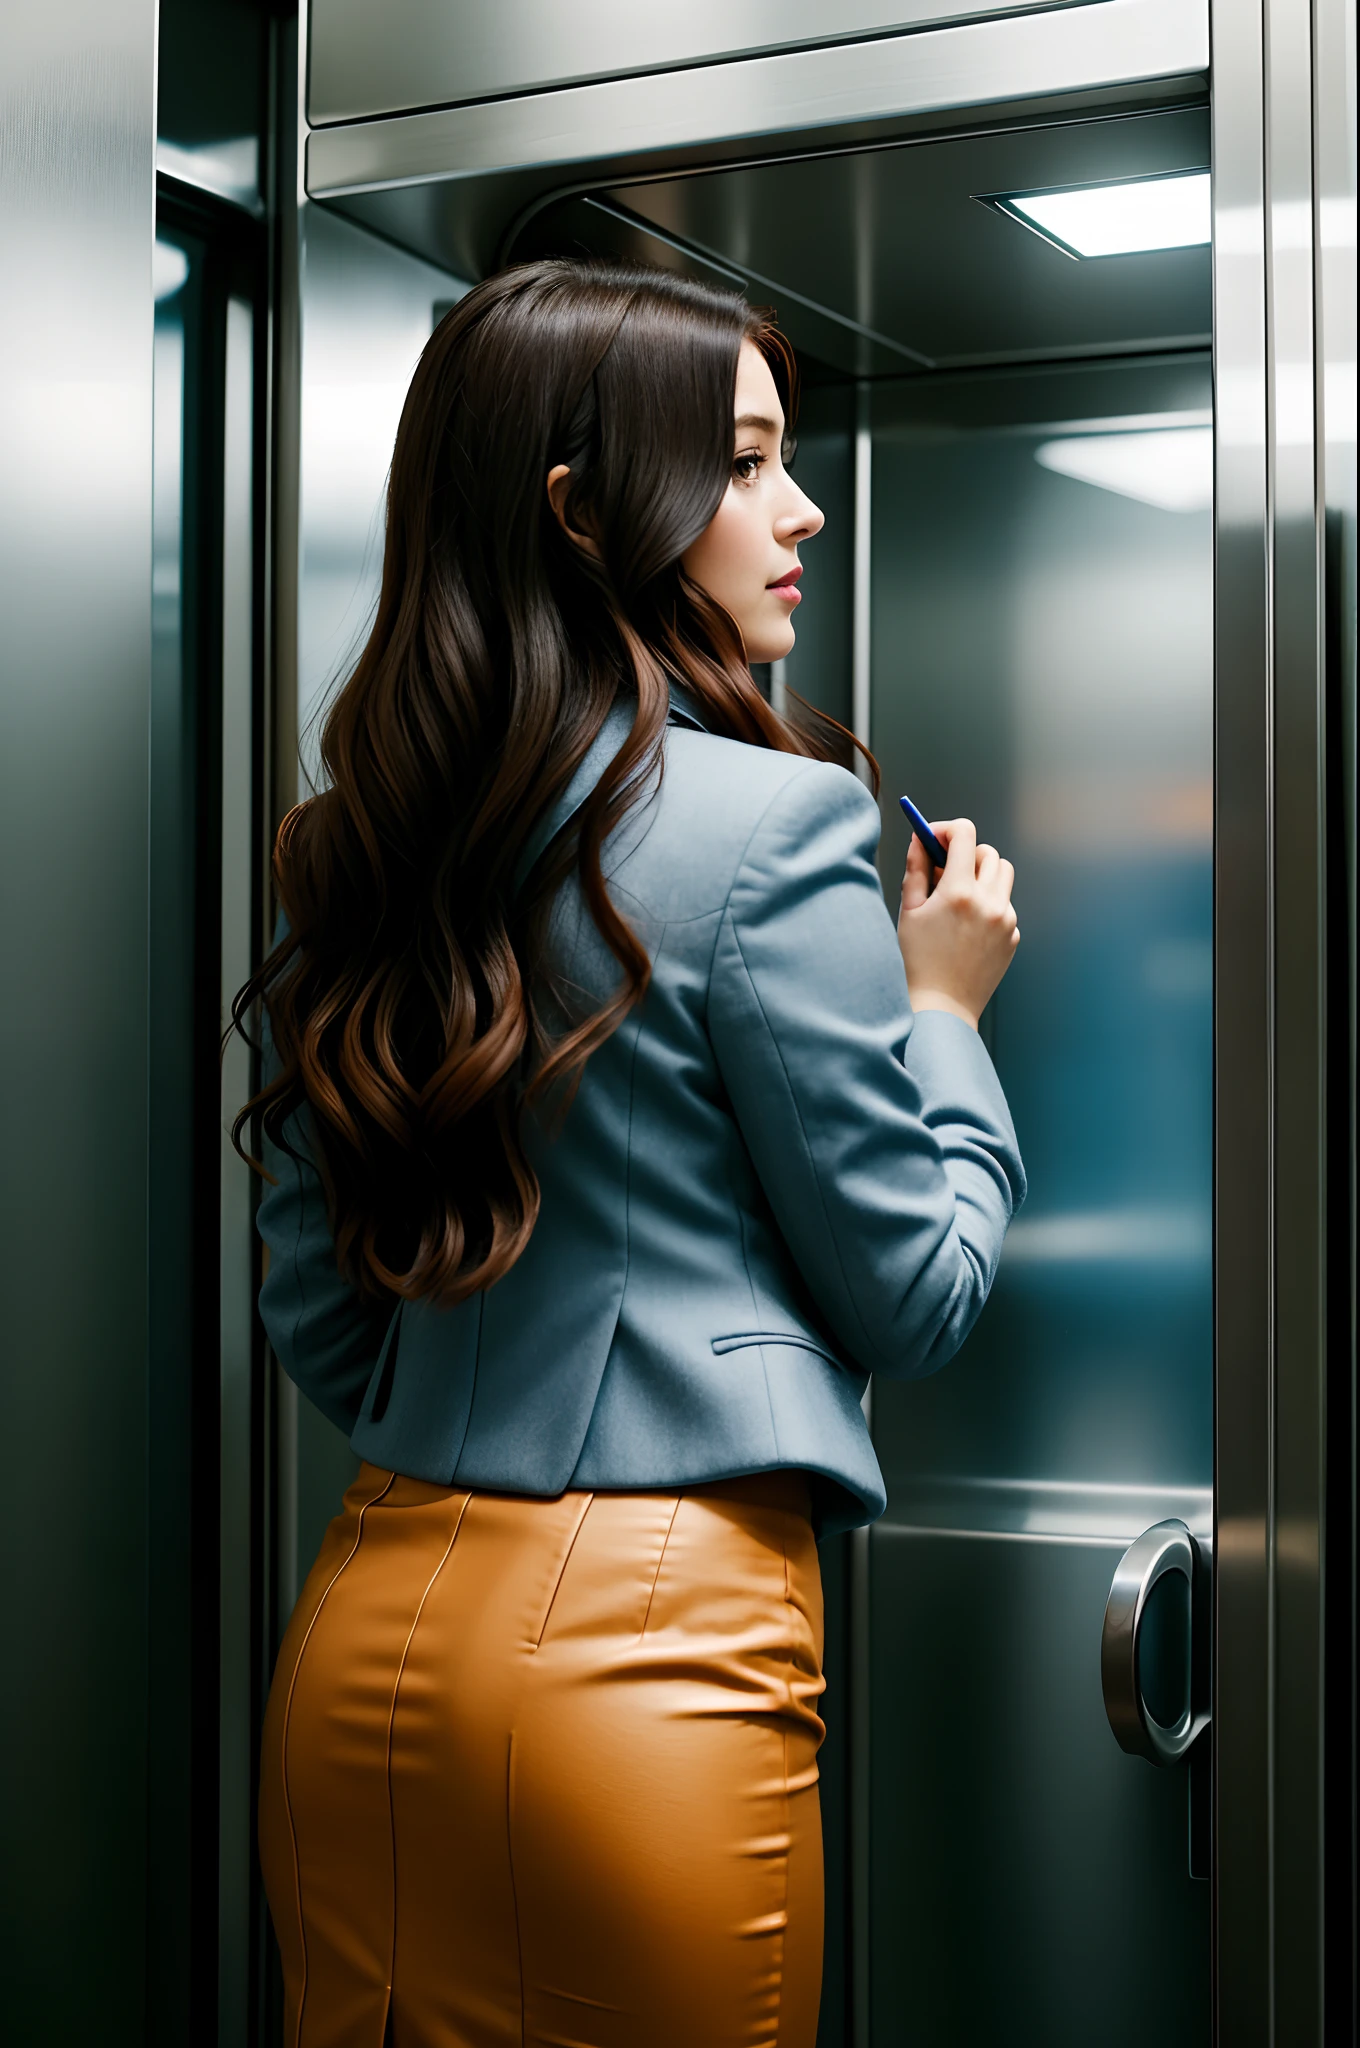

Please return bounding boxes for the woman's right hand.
[896,818,1020,1030]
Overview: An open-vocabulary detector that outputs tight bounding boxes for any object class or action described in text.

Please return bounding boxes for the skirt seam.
[281,1466,396,2048]
[638,1493,684,1640]
[385,1491,471,2013]
[533,1493,595,1652]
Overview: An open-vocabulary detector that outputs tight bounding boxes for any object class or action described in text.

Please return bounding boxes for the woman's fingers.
[898,812,1022,1025]
[937,818,977,884]
[988,858,1017,920]
[900,831,933,913]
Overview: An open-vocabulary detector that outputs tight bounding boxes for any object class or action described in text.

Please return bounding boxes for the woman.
[241,259,1023,2048]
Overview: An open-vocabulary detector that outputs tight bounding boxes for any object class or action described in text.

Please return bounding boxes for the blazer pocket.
[711,1330,843,1367]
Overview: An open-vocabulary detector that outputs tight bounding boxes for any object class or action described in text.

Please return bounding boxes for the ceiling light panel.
[992,172,1211,259]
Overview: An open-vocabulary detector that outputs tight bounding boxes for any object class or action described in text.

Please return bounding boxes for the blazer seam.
[618,985,646,1358]
[725,913,884,1366]
[565,931,659,1490]
[700,760,826,1031]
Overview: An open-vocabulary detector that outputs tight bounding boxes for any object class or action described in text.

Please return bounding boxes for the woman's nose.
[776,488,825,543]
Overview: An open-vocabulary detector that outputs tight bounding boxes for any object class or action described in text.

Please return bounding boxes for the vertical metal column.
[0,1,157,2037]
[268,0,306,1636]
[1212,0,1354,2036]
[852,382,874,779]
[848,374,874,2048]
[219,290,257,2048]
[1264,3,1325,2033]
[1313,6,1358,2042]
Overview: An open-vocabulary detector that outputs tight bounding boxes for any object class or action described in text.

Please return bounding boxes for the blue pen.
[899,794,949,870]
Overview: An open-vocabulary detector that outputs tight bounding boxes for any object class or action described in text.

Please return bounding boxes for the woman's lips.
[768,566,803,605]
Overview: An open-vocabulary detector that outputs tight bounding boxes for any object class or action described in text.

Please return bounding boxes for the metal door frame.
[1211,0,1355,2041]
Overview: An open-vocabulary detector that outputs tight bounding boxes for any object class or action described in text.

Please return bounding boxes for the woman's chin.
[746,620,797,665]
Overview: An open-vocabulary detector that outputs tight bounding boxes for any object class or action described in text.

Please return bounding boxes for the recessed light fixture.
[983,171,1211,259]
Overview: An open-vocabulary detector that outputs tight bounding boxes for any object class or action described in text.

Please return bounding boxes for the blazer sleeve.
[255,1016,391,1437]
[706,760,1026,1379]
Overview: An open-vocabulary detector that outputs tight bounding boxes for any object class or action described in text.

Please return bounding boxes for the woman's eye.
[781,431,798,469]
[733,450,766,485]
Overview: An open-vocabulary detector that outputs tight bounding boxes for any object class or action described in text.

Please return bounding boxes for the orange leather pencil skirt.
[259,1463,827,2048]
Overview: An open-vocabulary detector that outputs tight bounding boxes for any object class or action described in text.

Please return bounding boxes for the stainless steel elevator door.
[865,359,1213,2046]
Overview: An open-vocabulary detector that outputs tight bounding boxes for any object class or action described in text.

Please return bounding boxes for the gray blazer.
[257,686,1025,1534]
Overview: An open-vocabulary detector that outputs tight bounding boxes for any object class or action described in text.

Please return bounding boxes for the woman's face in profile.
[682,340,824,665]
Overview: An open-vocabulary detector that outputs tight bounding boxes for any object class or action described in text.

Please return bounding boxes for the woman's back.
[258,685,1023,1536]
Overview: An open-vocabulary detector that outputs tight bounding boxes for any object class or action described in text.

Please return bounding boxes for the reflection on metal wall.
[147,191,268,2042]
[783,383,856,743]
[306,0,1080,126]
[218,287,256,2048]
[0,0,156,2036]
[867,356,1213,2046]
[296,205,469,792]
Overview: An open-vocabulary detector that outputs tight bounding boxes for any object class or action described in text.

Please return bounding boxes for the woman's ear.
[546,463,602,560]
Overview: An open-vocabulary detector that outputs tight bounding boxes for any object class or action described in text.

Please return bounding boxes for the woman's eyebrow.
[734,412,780,432]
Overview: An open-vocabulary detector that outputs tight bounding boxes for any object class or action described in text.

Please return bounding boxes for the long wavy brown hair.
[234,258,870,1306]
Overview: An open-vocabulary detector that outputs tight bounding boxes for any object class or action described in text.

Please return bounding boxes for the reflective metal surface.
[1210,0,1357,2035]
[872,1527,1209,2042]
[602,107,1211,373]
[0,0,156,2036]
[308,0,1086,126]
[1314,2,1358,2031]
[1208,2,1272,2034]
[866,353,1213,2045]
[218,288,256,2048]
[1263,0,1326,2024]
[156,0,270,213]
[148,191,271,2042]
[1102,1521,1209,1764]
[148,225,198,2035]
[306,0,1208,281]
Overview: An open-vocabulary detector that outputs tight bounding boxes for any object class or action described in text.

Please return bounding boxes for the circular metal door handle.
[1101,1519,1209,1766]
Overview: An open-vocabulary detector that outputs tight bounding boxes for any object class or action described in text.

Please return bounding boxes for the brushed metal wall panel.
[870,1529,1210,2046]
[866,359,1214,2039]
[308,0,1092,126]
[869,356,1214,1522]
[0,0,156,2036]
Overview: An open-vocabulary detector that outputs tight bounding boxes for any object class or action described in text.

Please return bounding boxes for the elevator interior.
[5,0,1351,2039]
[290,54,1217,2048]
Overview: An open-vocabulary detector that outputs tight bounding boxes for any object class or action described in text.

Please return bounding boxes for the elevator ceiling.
[509,105,1210,377]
